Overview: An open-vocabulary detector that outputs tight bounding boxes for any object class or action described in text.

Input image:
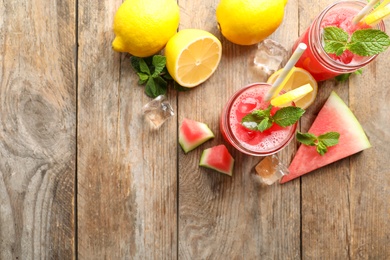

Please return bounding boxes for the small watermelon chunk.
[199,145,234,176]
[281,91,371,183]
[179,118,214,153]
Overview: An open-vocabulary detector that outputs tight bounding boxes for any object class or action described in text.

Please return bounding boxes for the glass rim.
[221,83,297,157]
[310,0,386,71]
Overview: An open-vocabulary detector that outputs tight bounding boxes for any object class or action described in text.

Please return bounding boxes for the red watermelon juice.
[220,83,297,156]
[293,1,386,81]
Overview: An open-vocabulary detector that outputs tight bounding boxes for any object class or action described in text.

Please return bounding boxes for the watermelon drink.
[292,1,386,81]
[220,83,297,156]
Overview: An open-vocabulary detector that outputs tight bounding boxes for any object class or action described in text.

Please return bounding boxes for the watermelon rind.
[179,118,215,153]
[281,91,371,183]
[199,144,234,176]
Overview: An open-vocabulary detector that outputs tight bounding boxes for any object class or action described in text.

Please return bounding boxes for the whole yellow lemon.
[112,0,180,57]
[216,0,287,45]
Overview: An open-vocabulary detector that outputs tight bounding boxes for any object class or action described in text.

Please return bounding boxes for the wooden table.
[1,0,389,259]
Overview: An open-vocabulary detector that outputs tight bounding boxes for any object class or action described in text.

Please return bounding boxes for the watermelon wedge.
[179,118,214,153]
[199,144,234,176]
[280,91,371,183]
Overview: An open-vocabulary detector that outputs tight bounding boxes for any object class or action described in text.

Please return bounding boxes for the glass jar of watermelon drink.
[220,83,298,156]
[292,0,386,81]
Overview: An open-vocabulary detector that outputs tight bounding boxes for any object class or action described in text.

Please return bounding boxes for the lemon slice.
[165,29,222,88]
[270,84,313,107]
[363,4,390,25]
[267,67,318,109]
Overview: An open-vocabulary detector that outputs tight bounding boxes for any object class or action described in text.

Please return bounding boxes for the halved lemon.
[165,29,222,88]
[267,67,318,109]
[271,83,313,107]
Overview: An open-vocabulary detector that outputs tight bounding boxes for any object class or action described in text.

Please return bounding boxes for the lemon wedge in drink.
[165,29,222,88]
[363,3,390,25]
[267,67,318,109]
[271,83,313,107]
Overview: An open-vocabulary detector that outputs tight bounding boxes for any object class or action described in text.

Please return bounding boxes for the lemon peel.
[271,84,314,107]
[112,0,180,57]
[216,0,286,45]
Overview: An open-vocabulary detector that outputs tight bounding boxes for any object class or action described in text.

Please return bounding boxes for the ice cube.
[142,95,174,128]
[237,97,259,114]
[250,39,289,78]
[252,154,289,185]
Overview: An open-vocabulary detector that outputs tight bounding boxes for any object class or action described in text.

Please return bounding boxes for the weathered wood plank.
[77,0,178,258]
[348,17,390,259]
[298,1,354,258]
[0,0,76,259]
[177,0,300,258]
[298,1,390,259]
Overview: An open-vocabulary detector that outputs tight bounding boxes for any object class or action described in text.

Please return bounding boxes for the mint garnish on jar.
[323,27,390,56]
[241,105,305,132]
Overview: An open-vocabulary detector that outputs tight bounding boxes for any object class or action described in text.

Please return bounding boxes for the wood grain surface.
[0,0,76,259]
[0,0,389,259]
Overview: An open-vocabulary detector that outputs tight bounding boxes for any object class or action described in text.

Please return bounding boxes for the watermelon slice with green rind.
[280,91,371,183]
[179,118,214,153]
[199,144,234,176]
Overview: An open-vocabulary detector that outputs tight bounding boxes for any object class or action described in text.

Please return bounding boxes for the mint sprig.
[323,27,390,56]
[241,105,305,132]
[335,69,363,82]
[296,131,340,156]
[130,55,187,98]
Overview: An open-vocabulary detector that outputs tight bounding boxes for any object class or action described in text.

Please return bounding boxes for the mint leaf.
[354,69,363,75]
[273,107,305,127]
[323,27,349,55]
[318,132,340,147]
[131,55,189,98]
[255,106,272,118]
[145,77,168,98]
[145,77,157,97]
[241,105,304,132]
[297,131,340,155]
[316,141,328,156]
[130,56,141,72]
[241,105,273,131]
[323,27,390,57]
[296,132,317,146]
[335,69,363,82]
[139,59,151,75]
[347,29,390,56]
[137,72,149,85]
[258,118,272,132]
[241,113,267,130]
[152,55,166,77]
[153,76,168,95]
[335,73,351,82]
